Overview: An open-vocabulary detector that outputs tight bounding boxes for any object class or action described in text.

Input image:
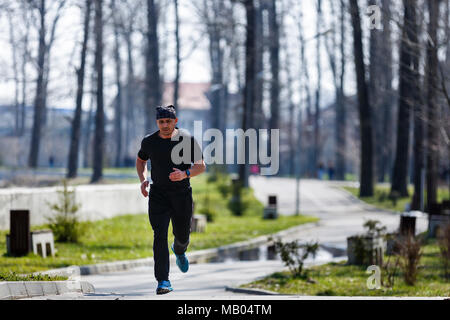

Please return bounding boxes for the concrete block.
[55,281,79,295]
[41,282,58,296]
[23,282,44,297]
[191,214,207,232]
[8,282,28,299]
[0,283,12,300]
[80,281,95,294]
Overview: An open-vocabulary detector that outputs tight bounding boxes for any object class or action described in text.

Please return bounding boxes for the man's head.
[156,105,178,137]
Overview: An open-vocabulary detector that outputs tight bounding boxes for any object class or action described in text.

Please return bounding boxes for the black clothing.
[148,184,193,281]
[137,128,203,188]
[137,128,201,282]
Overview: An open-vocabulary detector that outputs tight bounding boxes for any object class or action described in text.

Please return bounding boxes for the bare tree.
[111,0,123,167]
[145,0,162,132]
[28,0,66,168]
[325,0,347,180]
[313,0,323,175]
[268,0,280,159]
[67,0,92,179]
[173,0,180,107]
[378,0,395,183]
[192,0,231,133]
[115,0,140,160]
[91,0,105,183]
[425,0,441,208]
[296,2,314,177]
[6,5,20,136]
[238,0,256,188]
[391,0,421,198]
[349,0,374,197]
[19,2,32,137]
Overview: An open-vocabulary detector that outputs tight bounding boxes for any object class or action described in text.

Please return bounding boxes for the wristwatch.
[185,169,191,178]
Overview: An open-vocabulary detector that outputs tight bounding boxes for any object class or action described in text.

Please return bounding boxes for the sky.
[0,0,374,115]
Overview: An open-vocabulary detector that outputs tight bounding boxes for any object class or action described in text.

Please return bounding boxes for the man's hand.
[169,168,187,182]
[140,180,149,197]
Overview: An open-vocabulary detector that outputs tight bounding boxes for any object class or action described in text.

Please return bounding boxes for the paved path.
[26,177,428,299]
[250,177,427,247]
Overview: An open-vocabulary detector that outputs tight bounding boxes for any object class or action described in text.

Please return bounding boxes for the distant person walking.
[328,161,335,181]
[318,162,325,180]
[136,105,206,295]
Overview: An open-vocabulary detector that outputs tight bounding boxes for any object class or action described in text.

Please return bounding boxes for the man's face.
[157,118,177,137]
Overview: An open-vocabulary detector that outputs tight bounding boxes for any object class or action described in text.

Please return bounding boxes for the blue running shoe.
[171,243,189,273]
[156,280,173,295]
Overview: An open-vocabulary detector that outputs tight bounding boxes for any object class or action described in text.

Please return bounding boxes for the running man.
[136,105,206,295]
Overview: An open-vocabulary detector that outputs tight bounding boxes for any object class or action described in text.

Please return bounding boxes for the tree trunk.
[7,10,20,136]
[239,0,256,188]
[28,0,47,168]
[173,0,180,108]
[19,5,31,137]
[326,0,347,181]
[112,0,122,167]
[124,30,136,160]
[368,0,383,183]
[379,0,394,183]
[297,5,314,177]
[91,0,105,183]
[67,0,92,178]
[268,0,280,170]
[279,0,295,176]
[82,76,95,168]
[207,1,225,132]
[391,0,420,198]
[409,0,425,210]
[425,0,441,208]
[314,0,323,175]
[254,0,265,132]
[145,0,162,132]
[349,0,374,197]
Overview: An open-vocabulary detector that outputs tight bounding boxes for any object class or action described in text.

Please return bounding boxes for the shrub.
[381,254,401,288]
[197,206,217,223]
[363,219,387,237]
[398,235,423,286]
[389,191,400,207]
[216,180,231,198]
[269,237,319,278]
[438,223,450,281]
[46,179,85,243]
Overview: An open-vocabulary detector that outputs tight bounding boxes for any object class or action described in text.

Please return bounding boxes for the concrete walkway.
[24,177,429,299]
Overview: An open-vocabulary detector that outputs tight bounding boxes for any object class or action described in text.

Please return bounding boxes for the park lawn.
[0,174,318,274]
[342,185,450,213]
[242,240,450,297]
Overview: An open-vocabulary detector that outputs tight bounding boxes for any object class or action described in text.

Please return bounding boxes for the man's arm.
[136,157,149,197]
[169,159,206,182]
[188,159,207,178]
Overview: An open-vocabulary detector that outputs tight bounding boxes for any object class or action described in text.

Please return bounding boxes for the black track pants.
[148,184,193,282]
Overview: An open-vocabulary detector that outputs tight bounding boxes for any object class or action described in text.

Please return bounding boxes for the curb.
[0,281,95,300]
[39,221,322,277]
[334,186,403,215]
[225,286,282,296]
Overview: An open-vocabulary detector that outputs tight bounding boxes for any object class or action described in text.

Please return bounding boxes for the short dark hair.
[156,105,176,119]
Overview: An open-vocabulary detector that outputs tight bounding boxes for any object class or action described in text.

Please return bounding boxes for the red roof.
[162,82,211,110]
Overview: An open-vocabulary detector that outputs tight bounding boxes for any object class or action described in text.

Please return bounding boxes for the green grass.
[342,185,450,213]
[0,174,318,274]
[242,240,450,297]
[0,272,68,281]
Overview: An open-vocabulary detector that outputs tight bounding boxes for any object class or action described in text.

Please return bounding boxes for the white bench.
[7,230,55,258]
[191,214,207,233]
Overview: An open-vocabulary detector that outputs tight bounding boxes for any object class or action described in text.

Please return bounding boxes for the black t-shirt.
[137,128,203,188]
